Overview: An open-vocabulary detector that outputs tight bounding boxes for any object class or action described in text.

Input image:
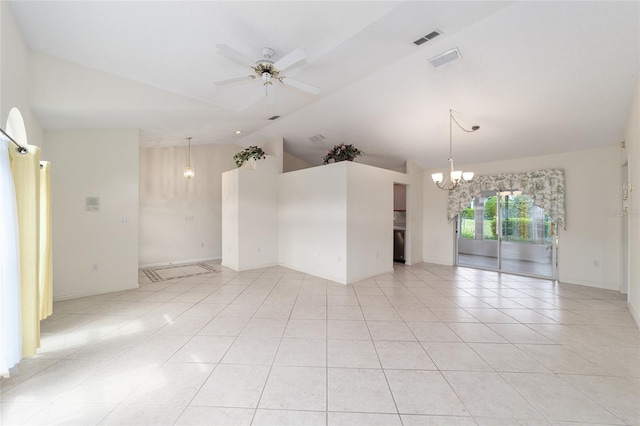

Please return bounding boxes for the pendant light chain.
[431,109,480,190]
[184,137,194,179]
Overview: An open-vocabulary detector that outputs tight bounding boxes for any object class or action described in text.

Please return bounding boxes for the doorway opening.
[393,183,407,263]
[456,191,557,279]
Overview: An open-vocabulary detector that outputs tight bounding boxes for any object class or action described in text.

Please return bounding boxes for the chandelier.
[183,137,194,179]
[431,109,480,190]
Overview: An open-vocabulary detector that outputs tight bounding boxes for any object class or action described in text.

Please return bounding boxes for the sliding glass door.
[457,191,557,279]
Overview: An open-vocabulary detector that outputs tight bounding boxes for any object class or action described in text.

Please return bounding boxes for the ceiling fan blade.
[274,48,306,71]
[216,44,256,68]
[214,75,254,86]
[281,76,320,95]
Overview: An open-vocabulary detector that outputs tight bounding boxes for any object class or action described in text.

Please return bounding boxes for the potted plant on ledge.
[234,145,266,169]
[322,144,363,164]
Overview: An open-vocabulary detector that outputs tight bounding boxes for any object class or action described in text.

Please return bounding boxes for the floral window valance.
[447,168,566,229]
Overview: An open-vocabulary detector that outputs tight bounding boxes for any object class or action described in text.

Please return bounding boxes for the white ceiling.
[10,1,640,170]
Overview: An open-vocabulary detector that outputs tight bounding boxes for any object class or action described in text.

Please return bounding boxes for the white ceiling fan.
[214,44,320,96]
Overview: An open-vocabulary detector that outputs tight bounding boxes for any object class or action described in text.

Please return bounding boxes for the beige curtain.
[39,161,53,320]
[9,145,41,357]
[1,140,22,376]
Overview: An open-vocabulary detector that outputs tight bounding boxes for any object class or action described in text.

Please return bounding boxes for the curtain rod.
[0,128,28,154]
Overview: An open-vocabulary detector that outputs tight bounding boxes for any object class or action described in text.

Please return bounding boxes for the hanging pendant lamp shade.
[184,137,194,179]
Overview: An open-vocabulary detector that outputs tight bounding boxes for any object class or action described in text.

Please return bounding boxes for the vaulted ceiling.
[10,1,640,170]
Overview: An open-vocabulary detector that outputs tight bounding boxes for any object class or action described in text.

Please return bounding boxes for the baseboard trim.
[422,258,455,266]
[222,261,280,272]
[558,276,619,291]
[53,283,138,302]
[278,261,346,284]
[629,302,640,329]
[348,268,395,284]
[139,257,221,269]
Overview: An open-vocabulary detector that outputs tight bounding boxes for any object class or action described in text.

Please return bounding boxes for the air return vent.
[428,48,461,68]
[268,115,280,120]
[413,30,441,46]
[309,134,325,143]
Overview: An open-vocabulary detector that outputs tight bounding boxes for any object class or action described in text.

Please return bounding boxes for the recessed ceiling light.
[235,130,242,134]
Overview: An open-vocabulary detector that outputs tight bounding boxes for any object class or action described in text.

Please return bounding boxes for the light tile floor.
[1,263,639,425]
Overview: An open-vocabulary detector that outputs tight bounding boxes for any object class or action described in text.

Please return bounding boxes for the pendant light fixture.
[183,137,194,179]
[432,109,480,190]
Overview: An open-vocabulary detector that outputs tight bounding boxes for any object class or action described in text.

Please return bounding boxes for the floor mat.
[141,262,220,283]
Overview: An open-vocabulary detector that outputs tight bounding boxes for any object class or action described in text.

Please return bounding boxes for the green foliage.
[461,229,475,239]
[502,195,532,219]
[490,218,498,239]
[323,144,363,164]
[461,207,474,220]
[233,146,266,168]
[460,218,475,239]
[502,217,532,240]
[484,196,497,219]
[488,217,553,242]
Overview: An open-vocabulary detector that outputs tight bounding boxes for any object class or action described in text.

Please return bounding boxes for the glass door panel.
[499,193,555,278]
[457,193,499,271]
[457,191,557,279]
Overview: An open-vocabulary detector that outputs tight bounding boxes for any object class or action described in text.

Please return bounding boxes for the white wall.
[44,129,139,300]
[139,143,238,266]
[222,156,280,271]
[423,146,622,290]
[280,163,348,282]
[262,138,283,173]
[221,167,240,270]
[347,163,396,282]
[0,2,42,146]
[624,76,640,326]
[279,162,409,284]
[405,161,424,265]
[283,151,312,172]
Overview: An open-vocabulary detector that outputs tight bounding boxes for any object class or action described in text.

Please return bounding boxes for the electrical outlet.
[593,260,600,268]
[92,263,99,272]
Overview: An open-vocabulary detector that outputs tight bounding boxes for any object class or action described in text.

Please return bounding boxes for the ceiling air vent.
[268,115,280,120]
[428,48,461,68]
[309,134,325,143]
[413,30,441,46]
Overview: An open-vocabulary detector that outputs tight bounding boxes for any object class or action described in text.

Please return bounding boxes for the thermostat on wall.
[86,196,100,212]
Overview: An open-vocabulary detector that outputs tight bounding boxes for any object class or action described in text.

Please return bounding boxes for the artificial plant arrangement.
[322,144,363,165]
[234,145,266,168]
